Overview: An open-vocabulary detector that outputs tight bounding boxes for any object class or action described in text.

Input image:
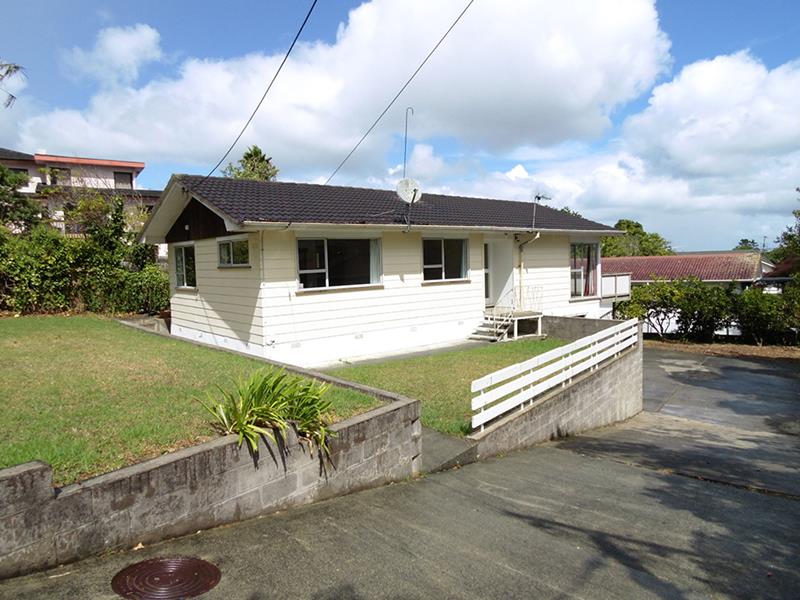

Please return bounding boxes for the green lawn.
[329,338,565,436]
[0,315,379,486]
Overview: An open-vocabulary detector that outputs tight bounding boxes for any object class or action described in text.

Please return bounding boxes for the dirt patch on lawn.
[645,339,800,362]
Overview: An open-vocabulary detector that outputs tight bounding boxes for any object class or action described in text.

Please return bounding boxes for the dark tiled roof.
[603,253,762,282]
[177,175,617,232]
[0,147,35,161]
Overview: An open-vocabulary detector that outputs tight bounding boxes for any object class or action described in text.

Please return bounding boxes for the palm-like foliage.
[0,62,25,108]
[197,368,336,459]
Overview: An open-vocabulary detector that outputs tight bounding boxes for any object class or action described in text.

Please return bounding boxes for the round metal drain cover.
[111,556,221,599]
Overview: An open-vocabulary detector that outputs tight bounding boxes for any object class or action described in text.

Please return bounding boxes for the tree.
[733,238,759,251]
[616,278,680,338]
[769,190,800,263]
[558,206,583,218]
[222,145,279,181]
[0,62,24,108]
[0,165,42,232]
[734,287,787,346]
[601,219,673,257]
[673,278,734,342]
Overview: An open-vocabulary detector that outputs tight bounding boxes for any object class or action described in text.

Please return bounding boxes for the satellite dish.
[396,178,422,204]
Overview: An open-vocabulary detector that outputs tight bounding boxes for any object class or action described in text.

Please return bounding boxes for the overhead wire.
[201,0,319,182]
[325,0,476,185]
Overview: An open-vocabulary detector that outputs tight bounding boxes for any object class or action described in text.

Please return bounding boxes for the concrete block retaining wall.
[0,398,420,579]
[542,315,618,342]
[469,324,643,459]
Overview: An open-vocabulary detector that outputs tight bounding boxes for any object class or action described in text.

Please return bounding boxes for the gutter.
[241,221,622,235]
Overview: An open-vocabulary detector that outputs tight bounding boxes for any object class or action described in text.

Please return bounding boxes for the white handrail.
[470,318,639,430]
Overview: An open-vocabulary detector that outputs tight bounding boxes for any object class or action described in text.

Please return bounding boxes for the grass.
[0,315,379,486]
[329,338,565,436]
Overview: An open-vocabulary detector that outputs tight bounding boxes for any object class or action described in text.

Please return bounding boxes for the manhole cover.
[111,556,221,599]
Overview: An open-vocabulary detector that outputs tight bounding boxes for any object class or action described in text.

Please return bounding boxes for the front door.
[485,238,514,307]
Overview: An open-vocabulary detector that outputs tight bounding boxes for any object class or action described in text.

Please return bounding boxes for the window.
[297,238,381,289]
[50,168,71,186]
[423,239,468,281]
[175,245,196,288]
[570,243,597,298]
[114,171,133,189]
[218,238,249,267]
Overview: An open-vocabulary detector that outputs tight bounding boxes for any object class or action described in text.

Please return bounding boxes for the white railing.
[601,273,631,298]
[470,318,640,431]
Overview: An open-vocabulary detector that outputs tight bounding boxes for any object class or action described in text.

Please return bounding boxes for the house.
[602,251,769,290]
[0,146,162,233]
[761,255,800,291]
[140,175,629,367]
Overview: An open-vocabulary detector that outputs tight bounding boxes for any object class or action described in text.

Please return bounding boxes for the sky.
[2,0,799,251]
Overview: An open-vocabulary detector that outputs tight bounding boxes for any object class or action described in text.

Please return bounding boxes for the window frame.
[174,242,197,289]
[113,171,133,190]
[422,238,469,282]
[50,167,71,186]
[217,235,251,268]
[569,242,598,299]
[296,237,382,290]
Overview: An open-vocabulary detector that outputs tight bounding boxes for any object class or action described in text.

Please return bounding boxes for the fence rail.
[470,318,639,430]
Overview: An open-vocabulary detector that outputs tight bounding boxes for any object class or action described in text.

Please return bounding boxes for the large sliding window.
[423,239,468,281]
[175,244,196,288]
[570,243,597,298]
[297,238,381,289]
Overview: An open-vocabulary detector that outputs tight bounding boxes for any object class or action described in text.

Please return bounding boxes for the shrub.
[197,369,336,460]
[126,264,170,314]
[673,277,734,342]
[616,278,679,337]
[734,287,787,346]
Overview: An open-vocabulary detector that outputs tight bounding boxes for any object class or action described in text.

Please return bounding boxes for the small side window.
[175,245,196,288]
[218,238,249,267]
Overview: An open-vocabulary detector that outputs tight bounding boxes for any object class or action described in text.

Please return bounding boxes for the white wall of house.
[1,160,41,193]
[169,234,266,357]
[515,233,605,318]
[166,228,614,367]
[258,229,485,366]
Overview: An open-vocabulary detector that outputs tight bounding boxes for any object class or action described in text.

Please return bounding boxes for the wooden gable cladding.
[165,198,229,242]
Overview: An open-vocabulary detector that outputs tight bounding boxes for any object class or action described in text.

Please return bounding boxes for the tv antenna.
[403,107,414,178]
[397,178,422,232]
[531,192,551,231]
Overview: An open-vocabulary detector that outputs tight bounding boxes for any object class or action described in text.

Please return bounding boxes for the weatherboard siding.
[168,234,265,355]
[259,230,485,366]
[516,234,571,312]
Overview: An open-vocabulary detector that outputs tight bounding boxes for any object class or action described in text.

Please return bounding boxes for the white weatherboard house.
[141,175,629,367]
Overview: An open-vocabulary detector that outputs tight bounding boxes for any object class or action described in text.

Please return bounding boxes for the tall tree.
[0,165,42,232]
[733,238,759,251]
[222,145,279,181]
[0,62,24,108]
[769,190,799,263]
[601,219,673,257]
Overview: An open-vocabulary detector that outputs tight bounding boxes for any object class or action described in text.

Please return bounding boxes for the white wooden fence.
[470,318,640,431]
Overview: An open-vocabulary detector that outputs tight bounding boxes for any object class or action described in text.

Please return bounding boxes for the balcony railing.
[601,272,631,299]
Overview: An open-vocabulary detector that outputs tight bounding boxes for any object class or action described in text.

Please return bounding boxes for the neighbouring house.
[140,175,630,366]
[0,146,162,237]
[602,251,770,290]
[761,255,800,291]
[602,251,772,335]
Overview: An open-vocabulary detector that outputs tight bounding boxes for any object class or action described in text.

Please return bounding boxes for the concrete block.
[0,462,53,519]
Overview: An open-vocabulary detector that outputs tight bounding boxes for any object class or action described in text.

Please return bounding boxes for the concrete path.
[557,347,800,499]
[2,446,797,599]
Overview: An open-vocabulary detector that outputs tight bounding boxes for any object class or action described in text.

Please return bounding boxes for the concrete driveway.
[557,347,800,497]
[2,347,798,599]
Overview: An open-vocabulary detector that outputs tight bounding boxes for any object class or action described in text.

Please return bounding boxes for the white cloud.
[63,24,162,86]
[19,0,669,176]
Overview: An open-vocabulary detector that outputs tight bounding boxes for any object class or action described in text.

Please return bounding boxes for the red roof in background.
[34,154,144,170]
[602,252,763,282]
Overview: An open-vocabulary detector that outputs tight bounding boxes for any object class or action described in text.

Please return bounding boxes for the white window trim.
[174,242,196,290]
[217,235,251,268]
[422,238,468,281]
[297,237,382,290]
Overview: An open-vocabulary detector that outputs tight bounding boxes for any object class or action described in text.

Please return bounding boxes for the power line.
[325,0,476,185]
[203,0,318,180]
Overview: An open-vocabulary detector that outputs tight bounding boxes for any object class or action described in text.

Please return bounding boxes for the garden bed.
[0,315,379,486]
[328,338,565,435]
[644,339,800,361]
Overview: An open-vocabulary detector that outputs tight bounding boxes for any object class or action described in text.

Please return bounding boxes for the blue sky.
[2,0,799,251]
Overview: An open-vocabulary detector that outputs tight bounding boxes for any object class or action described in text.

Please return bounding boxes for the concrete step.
[469,334,498,341]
